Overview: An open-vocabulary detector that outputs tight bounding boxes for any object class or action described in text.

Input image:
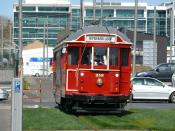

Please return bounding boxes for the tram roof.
[64,26,131,43]
[54,26,131,52]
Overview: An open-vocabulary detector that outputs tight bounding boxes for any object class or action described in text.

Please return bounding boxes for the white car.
[32,69,53,77]
[131,77,175,103]
[0,88,9,100]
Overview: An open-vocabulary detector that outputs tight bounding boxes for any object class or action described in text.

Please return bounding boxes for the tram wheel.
[60,98,74,113]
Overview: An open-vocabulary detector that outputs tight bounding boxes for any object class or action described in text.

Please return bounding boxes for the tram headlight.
[96,78,103,86]
[115,74,119,77]
[80,73,84,76]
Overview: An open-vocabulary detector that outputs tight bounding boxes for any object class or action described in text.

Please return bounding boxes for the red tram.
[53,26,132,113]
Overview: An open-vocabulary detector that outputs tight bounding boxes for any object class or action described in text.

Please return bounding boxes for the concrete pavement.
[0,109,11,131]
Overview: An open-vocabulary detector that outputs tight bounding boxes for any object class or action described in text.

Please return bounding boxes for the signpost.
[12,0,23,130]
[11,78,22,131]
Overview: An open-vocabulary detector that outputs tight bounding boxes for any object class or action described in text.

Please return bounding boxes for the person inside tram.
[94,55,105,65]
[94,47,107,66]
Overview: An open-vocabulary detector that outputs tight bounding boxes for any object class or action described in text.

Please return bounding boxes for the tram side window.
[110,48,118,66]
[81,47,92,65]
[120,48,129,66]
[94,47,107,66]
[56,51,61,85]
[68,47,79,65]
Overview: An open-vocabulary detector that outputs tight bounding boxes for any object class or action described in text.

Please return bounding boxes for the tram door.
[120,48,131,94]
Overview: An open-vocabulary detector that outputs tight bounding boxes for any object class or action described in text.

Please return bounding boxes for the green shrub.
[23,78,30,90]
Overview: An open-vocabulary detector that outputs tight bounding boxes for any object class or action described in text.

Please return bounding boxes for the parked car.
[131,77,175,103]
[135,63,175,82]
[32,69,53,77]
[0,88,9,100]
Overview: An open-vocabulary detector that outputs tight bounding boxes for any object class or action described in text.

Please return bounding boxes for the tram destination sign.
[86,35,115,43]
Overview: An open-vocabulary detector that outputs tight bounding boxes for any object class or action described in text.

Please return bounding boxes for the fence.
[0,68,15,84]
[22,77,55,107]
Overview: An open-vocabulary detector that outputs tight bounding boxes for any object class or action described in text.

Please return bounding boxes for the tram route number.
[96,74,104,77]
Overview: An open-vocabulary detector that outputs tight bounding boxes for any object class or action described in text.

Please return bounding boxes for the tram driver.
[94,55,107,65]
[94,47,107,66]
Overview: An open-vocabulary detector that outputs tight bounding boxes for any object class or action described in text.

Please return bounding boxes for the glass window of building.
[16,6,36,11]
[86,9,101,17]
[114,20,134,30]
[136,41,143,51]
[72,9,80,30]
[147,10,154,17]
[116,9,134,18]
[148,10,166,18]
[86,9,93,17]
[95,9,101,17]
[157,10,166,18]
[116,9,144,18]
[103,9,114,17]
[138,20,146,31]
[38,7,69,12]
[72,9,80,16]
[138,10,144,17]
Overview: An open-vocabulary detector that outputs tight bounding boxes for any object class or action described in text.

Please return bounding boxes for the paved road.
[0,108,11,131]
[0,98,10,131]
[127,101,175,109]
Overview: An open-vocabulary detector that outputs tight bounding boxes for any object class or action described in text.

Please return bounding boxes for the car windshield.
[133,78,164,87]
[132,78,144,85]
[145,78,164,86]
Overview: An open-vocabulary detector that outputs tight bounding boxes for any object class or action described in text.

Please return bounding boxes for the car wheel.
[169,91,175,103]
[35,73,40,77]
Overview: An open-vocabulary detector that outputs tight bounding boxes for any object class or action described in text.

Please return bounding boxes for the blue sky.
[0,0,173,19]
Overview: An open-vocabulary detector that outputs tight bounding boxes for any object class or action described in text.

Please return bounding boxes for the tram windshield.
[68,46,128,68]
[94,47,107,66]
[68,47,79,65]
[81,47,91,65]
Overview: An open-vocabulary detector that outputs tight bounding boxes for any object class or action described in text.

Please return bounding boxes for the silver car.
[0,88,9,100]
[131,77,175,103]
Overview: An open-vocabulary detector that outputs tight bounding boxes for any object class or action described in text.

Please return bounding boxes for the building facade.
[13,0,172,47]
[119,29,168,67]
[13,0,71,46]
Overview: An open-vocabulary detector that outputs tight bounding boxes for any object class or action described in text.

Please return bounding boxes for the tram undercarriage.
[58,95,129,113]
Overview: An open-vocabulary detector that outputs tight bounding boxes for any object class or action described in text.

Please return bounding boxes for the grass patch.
[23,108,175,131]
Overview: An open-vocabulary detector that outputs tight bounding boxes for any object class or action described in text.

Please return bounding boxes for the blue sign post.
[15,79,21,93]
[12,78,22,131]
